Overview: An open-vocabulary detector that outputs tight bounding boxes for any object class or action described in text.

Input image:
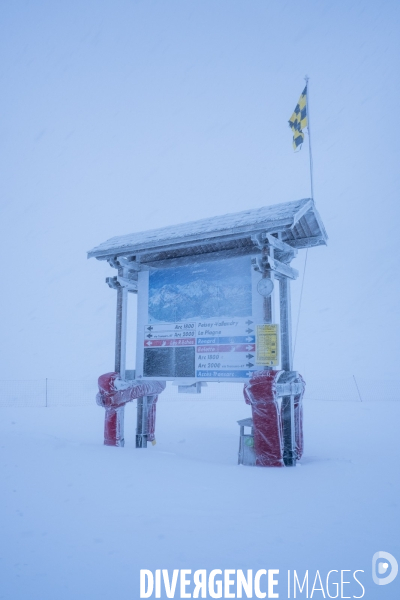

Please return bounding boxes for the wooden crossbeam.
[252,255,299,280]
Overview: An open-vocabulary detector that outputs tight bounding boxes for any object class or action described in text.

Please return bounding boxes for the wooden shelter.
[88,197,328,463]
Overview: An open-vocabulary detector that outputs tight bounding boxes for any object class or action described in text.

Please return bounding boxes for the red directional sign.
[196,344,255,353]
[144,338,195,347]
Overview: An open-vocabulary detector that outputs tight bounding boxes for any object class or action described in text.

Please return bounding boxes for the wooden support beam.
[279,277,292,372]
[116,274,138,292]
[114,269,128,378]
[136,395,156,448]
[291,199,313,229]
[116,257,141,271]
[251,232,298,267]
[279,277,296,467]
[289,235,326,249]
[146,246,260,269]
[292,219,308,240]
[252,254,298,280]
[251,232,298,256]
[268,257,298,280]
[106,275,137,293]
[311,205,329,244]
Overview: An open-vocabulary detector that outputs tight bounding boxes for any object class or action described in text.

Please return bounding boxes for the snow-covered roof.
[88,198,327,261]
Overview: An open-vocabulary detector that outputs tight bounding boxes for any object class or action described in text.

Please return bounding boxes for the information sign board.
[136,255,280,382]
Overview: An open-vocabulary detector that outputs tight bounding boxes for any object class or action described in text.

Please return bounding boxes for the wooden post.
[262,246,274,325]
[279,277,292,371]
[113,267,128,447]
[114,268,128,378]
[136,395,150,448]
[262,271,273,324]
[279,276,296,466]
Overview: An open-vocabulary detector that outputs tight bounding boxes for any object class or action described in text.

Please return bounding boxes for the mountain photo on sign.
[148,256,252,323]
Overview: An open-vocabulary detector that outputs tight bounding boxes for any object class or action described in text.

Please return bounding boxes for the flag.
[288,86,308,150]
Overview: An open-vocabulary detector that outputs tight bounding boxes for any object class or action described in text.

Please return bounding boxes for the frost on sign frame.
[135,254,279,383]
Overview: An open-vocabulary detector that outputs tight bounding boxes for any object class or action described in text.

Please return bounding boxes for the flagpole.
[304,74,314,200]
[293,76,314,362]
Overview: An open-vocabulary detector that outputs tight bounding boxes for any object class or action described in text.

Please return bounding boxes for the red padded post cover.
[104,406,125,447]
[244,370,284,467]
[96,373,165,447]
[243,370,305,466]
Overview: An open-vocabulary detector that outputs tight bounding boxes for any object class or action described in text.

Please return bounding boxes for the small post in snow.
[353,375,363,402]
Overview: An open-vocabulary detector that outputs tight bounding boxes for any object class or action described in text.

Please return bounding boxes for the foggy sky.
[1,0,399,381]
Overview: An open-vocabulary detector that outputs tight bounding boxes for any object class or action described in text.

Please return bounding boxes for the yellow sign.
[256,324,279,366]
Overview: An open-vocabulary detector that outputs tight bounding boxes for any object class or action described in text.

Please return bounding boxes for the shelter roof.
[88,198,327,262]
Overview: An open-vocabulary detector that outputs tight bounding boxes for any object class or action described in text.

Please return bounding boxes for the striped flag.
[288,86,308,150]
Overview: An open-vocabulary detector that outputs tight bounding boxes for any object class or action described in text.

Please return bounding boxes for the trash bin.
[237,418,256,466]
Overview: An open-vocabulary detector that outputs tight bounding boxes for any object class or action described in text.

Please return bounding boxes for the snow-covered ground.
[1,398,399,599]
